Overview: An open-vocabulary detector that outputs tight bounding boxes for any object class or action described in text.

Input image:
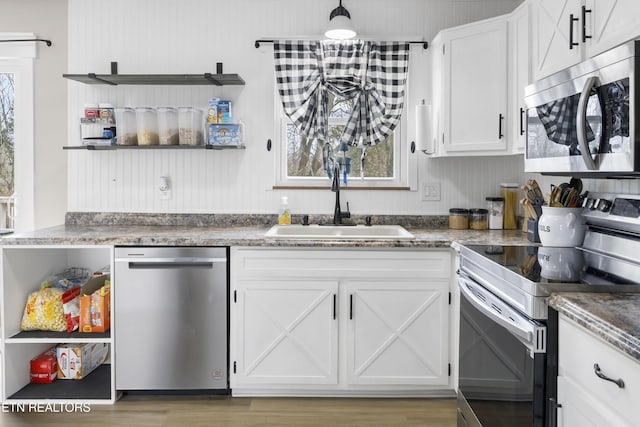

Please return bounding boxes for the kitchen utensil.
[568,177,583,194]
[528,179,544,202]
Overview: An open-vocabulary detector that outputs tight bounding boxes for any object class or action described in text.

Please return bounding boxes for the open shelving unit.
[0,245,115,404]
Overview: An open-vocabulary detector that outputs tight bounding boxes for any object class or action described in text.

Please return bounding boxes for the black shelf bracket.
[0,38,52,47]
[204,73,223,86]
[255,39,428,49]
[87,73,117,85]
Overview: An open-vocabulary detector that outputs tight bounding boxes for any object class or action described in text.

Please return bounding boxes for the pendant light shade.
[325,0,357,40]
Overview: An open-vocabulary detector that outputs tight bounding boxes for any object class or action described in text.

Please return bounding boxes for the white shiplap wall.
[67,0,525,215]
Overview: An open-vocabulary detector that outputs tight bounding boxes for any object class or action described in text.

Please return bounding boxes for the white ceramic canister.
[538,206,586,247]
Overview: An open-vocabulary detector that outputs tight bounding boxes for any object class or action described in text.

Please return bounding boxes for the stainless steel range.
[456,193,640,427]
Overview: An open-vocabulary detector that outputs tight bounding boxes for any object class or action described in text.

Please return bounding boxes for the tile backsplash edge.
[65,212,449,228]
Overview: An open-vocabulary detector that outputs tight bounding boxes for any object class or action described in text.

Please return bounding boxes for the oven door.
[457,272,546,427]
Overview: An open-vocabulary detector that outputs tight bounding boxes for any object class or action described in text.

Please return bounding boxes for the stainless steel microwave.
[524,40,639,177]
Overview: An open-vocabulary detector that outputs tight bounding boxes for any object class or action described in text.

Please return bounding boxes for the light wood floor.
[0,396,458,427]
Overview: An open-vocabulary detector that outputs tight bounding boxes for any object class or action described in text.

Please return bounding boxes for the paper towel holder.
[415,99,434,154]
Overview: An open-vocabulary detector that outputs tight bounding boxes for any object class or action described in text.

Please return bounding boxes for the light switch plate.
[422,182,441,201]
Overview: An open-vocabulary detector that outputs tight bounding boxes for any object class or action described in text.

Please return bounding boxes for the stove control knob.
[597,199,612,212]
[585,198,597,210]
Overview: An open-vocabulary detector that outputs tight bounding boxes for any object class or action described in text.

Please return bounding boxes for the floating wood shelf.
[62,73,245,86]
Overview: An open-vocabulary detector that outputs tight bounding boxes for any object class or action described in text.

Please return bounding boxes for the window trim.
[0,33,36,232]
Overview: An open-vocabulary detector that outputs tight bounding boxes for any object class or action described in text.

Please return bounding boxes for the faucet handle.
[342,202,351,219]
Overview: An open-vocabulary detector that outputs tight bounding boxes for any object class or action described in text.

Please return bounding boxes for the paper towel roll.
[415,100,433,154]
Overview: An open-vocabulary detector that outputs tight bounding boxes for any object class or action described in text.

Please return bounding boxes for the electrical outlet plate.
[422,182,441,201]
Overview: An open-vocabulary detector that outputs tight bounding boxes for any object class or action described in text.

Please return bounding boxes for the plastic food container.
[115,107,138,146]
[157,107,179,145]
[135,107,159,146]
[486,197,505,229]
[469,209,489,230]
[178,107,204,145]
[449,208,469,230]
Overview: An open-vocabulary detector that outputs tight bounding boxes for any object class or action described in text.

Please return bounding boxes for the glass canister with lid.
[449,208,469,230]
[469,209,489,230]
[486,197,505,229]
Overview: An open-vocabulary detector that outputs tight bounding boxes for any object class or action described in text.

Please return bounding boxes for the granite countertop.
[0,223,530,248]
[548,293,640,364]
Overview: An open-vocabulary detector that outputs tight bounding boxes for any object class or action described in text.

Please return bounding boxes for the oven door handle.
[458,273,546,354]
[576,75,599,170]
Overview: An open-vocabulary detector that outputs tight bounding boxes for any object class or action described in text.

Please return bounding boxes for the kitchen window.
[273,40,412,190]
[0,71,15,230]
[275,93,407,189]
[0,34,36,232]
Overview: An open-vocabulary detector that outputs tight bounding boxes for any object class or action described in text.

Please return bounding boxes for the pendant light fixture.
[325,0,357,40]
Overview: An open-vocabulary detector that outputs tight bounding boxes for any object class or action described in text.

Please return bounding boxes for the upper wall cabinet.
[429,16,510,157]
[508,2,530,154]
[530,0,640,80]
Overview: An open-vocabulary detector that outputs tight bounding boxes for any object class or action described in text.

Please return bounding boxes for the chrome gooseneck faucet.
[332,160,351,225]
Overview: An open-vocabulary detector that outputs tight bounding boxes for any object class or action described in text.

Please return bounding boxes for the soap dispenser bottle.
[278,196,291,225]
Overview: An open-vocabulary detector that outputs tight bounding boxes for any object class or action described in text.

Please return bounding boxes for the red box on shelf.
[30,347,58,384]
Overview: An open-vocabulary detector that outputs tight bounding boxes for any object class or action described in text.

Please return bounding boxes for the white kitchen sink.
[264,224,415,240]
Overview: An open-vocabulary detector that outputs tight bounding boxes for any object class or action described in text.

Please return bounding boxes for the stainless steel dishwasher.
[114,247,228,392]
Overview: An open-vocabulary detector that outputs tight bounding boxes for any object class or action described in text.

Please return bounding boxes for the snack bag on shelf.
[20,287,67,332]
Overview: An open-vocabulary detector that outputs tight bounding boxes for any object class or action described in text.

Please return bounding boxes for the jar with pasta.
[501,183,519,230]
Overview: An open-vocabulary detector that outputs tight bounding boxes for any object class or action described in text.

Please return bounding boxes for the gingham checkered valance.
[274,40,410,147]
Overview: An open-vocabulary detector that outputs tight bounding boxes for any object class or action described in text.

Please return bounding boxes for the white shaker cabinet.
[344,280,449,386]
[230,248,452,396]
[509,2,530,154]
[555,315,640,427]
[430,16,509,156]
[531,0,640,80]
[232,279,339,386]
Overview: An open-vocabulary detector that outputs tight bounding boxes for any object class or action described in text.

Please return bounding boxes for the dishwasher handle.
[116,257,226,269]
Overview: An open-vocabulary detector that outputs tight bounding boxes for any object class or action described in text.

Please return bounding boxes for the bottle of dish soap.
[278,196,291,225]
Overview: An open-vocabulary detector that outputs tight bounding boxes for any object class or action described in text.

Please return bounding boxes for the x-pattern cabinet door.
[344,280,449,386]
[233,279,339,386]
